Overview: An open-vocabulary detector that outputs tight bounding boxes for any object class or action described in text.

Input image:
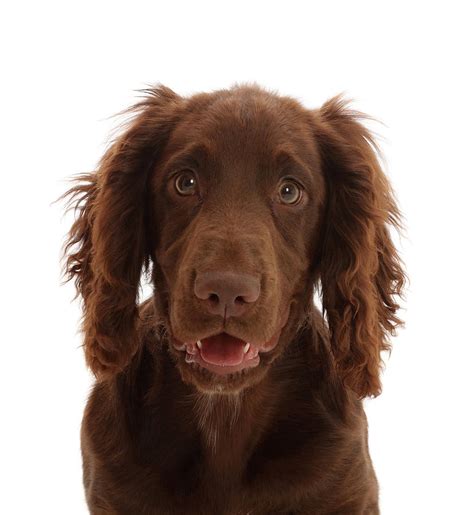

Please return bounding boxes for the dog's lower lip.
[171,329,281,376]
[184,345,261,376]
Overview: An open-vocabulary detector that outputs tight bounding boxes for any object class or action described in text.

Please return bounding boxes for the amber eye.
[175,170,198,196]
[278,180,302,205]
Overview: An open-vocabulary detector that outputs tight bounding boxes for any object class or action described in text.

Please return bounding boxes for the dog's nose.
[194,271,261,318]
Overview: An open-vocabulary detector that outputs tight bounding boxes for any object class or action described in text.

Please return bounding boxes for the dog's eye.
[278,180,302,205]
[175,171,198,196]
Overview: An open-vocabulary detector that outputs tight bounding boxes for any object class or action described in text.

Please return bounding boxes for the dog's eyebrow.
[272,149,315,185]
[161,142,212,175]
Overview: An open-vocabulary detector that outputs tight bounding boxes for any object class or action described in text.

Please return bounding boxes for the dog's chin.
[170,328,284,394]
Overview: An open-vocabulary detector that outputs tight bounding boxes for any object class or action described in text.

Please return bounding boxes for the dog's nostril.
[209,293,219,304]
[235,296,245,305]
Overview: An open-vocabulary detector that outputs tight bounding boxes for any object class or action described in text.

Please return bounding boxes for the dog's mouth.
[172,329,281,376]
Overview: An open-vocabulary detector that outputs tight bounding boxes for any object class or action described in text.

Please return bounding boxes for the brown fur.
[62,84,405,514]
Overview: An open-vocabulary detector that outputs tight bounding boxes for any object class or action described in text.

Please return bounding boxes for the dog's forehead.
[164,89,319,170]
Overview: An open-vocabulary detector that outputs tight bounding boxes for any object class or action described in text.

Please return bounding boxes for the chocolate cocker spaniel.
[63,84,405,514]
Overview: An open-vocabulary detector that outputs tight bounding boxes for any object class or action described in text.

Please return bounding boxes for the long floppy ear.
[62,86,181,379]
[313,96,406,398]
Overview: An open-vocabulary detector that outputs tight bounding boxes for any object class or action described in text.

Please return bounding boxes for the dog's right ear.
[62,86,181,379]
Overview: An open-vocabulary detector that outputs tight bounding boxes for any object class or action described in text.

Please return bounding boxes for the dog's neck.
[189,384,278,474]
[164,336,310,474]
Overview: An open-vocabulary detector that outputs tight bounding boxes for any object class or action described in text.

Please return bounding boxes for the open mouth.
[172,331,280,376]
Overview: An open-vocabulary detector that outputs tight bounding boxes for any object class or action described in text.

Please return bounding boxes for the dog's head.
[63,85,405,398]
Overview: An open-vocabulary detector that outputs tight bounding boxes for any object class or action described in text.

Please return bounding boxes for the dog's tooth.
[186,343,197,355]
[196,340,202,349]
[185,353,194,363]
[243,342,250,353]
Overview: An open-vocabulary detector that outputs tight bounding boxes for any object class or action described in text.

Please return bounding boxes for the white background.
[1,1,473,514]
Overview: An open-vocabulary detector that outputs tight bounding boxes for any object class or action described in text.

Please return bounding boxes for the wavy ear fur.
[62,86,181,379]
[313,96,406,398]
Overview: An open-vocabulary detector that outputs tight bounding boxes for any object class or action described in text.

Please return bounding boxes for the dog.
[63,84,405,514]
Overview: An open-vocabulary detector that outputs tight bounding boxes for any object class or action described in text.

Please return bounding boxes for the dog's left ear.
[312,96,406,398]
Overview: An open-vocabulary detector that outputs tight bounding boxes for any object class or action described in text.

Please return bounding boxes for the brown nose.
[194,271,261,318]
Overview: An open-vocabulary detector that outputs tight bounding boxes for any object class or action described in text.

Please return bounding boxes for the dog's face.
[150,91,325,392]
[64,85,404,398]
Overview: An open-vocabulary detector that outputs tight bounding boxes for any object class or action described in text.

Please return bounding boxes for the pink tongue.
[200,333,246,366]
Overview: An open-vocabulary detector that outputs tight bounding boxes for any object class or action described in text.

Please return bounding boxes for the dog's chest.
[152,430,298,514]
[148,410,331,515]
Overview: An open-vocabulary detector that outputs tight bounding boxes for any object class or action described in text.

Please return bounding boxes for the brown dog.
[63,84,405,514]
